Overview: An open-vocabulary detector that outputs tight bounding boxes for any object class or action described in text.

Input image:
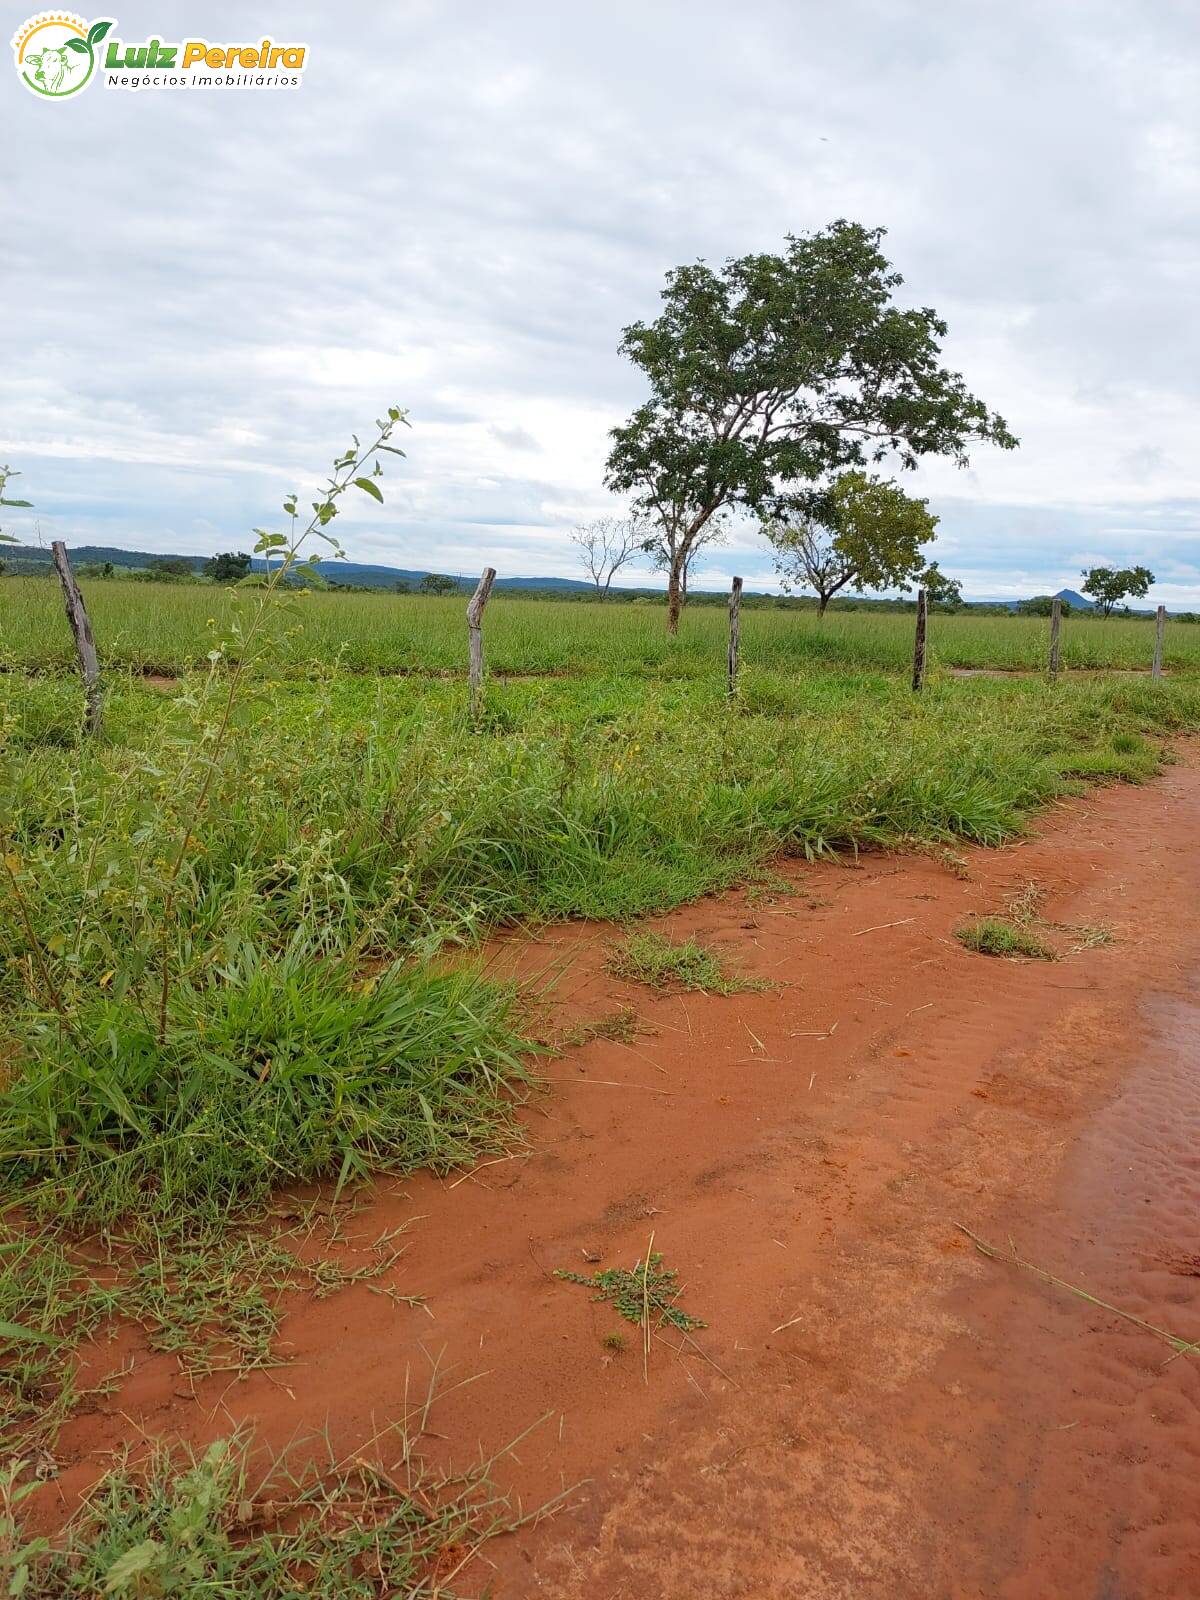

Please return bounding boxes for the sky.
[4,0,1199,603]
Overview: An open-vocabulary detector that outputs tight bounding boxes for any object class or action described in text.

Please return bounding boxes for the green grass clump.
[1,941,527,1229]
[556,1251,706,1333]
[607,931,767,995]
[956,917,1057,960]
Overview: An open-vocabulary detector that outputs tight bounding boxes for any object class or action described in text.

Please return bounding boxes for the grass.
[0,1378,570,1597]
[608,932,769,995]
[3,593,1200,1533]
[956,917,1057,960]
[3,576,1200,678]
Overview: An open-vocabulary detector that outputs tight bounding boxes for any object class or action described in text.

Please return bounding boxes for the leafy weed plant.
[556,1250,706,1333]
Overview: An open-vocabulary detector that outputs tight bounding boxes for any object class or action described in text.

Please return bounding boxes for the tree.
[569,516,643,600]
[393,579,411,594]
[419,573,459,596]
[768,471,937,615]
[641,513,729,607]
[1080,565,1154,618]
[919,562,963,610]
[148,557,195,580]
[204,551,252,583]
[605,221,1015,633]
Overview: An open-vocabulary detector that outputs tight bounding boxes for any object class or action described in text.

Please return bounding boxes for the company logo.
[11,14,308,96]
[11,13,113,98]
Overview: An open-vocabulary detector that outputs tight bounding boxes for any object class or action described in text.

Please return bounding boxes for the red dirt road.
[53,749,1200,1597]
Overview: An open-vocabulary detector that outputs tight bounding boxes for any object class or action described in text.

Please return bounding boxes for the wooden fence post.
[1152,604,1166,679]
[1049,597,1062,678]
[51,540,102,736]
[911,587,928,692]
[467,566,496,717]
[727,576,743,700]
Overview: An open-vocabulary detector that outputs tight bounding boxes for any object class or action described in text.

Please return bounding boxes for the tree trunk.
[666,560,683,635]
[816,593,829,617]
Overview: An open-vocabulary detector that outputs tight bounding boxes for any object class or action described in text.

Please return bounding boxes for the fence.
[42,550,1179,730]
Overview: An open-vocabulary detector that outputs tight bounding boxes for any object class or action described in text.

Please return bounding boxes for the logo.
[11,15,308,96]
[11,13,113,98]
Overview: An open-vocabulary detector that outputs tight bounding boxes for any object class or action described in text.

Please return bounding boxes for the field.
[4,580,1200,1586]
[4,574,1200,676]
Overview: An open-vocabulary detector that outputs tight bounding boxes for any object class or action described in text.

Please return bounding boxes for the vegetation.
[569,516,645,598]
[1,409,1197,1566]
[605,220,1016,632]
[4,579,1199,676]
[556,1249,706,1333]
[204,550,252,582]
[956,917,1057,960]
[767,470,938,614]
[607,931,767,995]
[0,1396,561,1597]
[1081,564,1155,617]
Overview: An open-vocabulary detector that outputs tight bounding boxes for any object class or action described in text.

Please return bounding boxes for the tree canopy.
[605,220,1016,631]
[768,471,937,615]
[1080,565,1154,617]
[419,573,459,596]
[204,551,252,583]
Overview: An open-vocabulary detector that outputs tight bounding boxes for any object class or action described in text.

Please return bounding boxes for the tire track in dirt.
[46,747,1200,1598]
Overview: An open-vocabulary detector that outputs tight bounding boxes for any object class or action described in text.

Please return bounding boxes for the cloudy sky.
[4,1,1199,601]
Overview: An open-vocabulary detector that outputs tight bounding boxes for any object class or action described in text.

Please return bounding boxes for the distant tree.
[419,573,459,596]
[1080,565,1154,618]
[393,579,411,594]
[204,551,252,583]
[641,515,728,607]
[1018,594,1071,618]
[570,516,644,600]
[919,562,964,610]
[767,472,937,616]
[604,221,1015,634]
[148,557,195,580]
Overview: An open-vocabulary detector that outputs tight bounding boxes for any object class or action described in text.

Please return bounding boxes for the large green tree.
[768,471,937,615]
[605,221,1016,633]
[1080,564,1154,617]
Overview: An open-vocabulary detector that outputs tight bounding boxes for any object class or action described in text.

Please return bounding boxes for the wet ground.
[43,747,1200,1597]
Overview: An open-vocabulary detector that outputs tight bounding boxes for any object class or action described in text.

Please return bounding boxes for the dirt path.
[52,748,1200,1597]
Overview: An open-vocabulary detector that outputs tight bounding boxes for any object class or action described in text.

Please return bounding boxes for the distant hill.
[0,544,600,593]
[1054,588,1092,609]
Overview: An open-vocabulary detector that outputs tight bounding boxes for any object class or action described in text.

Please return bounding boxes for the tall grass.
[3,576,1197,676]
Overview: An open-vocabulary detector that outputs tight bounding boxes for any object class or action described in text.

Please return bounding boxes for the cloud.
[2,0,1198,601]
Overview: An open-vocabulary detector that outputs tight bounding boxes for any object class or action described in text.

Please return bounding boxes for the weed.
[559,1006,647,1048]
[607,932,768,996]
[956,917,1057,960]
[556,1250,706,1333]
[0,1379,572,1597]
[601,1331,627,1353]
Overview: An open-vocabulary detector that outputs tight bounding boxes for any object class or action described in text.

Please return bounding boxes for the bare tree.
[569,516,643,600]
[641,516,728,609]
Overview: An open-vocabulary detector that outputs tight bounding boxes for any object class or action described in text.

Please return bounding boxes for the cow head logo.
[11,13,113,98]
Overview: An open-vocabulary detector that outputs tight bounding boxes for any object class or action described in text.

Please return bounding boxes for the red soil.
[41,747,1200,1597]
